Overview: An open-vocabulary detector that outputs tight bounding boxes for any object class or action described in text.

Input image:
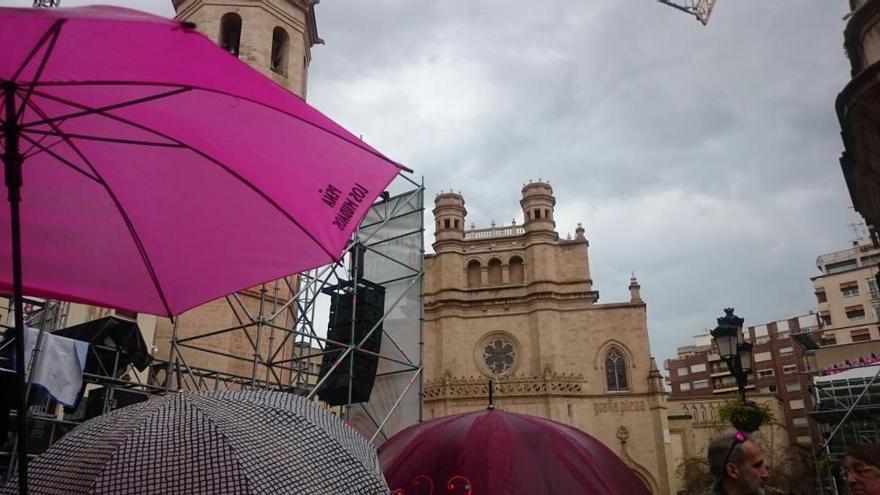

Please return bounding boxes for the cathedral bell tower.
[520,180,556,234]
[433,191,467,245]
[172,0,322,98]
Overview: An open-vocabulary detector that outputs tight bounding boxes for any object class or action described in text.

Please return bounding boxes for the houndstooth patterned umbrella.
[0,390,389,494]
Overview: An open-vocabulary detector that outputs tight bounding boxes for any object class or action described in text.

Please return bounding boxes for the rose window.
[482,338,516,375]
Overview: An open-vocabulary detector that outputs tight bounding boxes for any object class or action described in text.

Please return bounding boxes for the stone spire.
[629,274,642,303]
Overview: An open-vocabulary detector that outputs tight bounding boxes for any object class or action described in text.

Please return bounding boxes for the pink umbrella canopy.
[378,408,652,495]
[0,6,402,493]
[0,5,402,316]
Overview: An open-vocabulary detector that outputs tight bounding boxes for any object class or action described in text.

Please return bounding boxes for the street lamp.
[710,308,751,402]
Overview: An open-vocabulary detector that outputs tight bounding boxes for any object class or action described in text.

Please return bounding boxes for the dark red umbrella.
[378,408,652,495]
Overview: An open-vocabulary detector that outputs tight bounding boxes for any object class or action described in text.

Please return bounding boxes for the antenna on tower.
[848,221,867,246]
[33,0,60,7]
[657,0,717,25]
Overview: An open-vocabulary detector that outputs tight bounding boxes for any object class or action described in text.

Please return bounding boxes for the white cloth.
[24,327,89,406]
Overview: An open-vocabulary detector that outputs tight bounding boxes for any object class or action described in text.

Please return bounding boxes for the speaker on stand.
[316,278,385,407]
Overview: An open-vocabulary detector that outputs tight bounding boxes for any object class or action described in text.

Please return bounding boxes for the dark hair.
[708,430,747,479]
[847,443,880,469]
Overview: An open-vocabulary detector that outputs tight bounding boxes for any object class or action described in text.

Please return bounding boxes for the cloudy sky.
[3,0,860,368]
[305,1,858,369]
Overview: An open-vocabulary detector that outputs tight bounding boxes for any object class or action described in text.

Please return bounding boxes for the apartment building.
[811,242,880,350]
[666,313,819,446]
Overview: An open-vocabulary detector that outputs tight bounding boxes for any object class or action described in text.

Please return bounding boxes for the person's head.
[845,444,880,495]
[707,430,770,495]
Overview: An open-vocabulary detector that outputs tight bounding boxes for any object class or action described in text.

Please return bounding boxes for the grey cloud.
[309,0,858,365]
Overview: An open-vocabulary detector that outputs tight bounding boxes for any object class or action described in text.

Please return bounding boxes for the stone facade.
[423,182,673,494]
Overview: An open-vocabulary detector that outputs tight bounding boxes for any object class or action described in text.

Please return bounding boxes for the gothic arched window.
[220,13,242,57]
[270,27,290,74]
[605,348,629,392]
[466,260,481,287]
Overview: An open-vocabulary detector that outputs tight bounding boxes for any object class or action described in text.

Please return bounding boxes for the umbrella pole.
[3,81,29,495]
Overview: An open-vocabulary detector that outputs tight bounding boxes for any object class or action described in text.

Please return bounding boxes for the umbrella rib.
[18,132,101,183]
[32,80,408,171]
[27,87,342,263]
[19,86,191,130]
[20,126,64,159]
[12,19,66,123]
[19,96,176,316]
[81,400,223,495]
[23,128,185,148]
[518,414,620,492]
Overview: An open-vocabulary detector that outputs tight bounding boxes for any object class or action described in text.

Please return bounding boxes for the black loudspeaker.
[84,387,149,420]
[317,284,385,406]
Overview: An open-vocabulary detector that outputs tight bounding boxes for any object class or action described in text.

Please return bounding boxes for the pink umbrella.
[0,6,402,492]
[379,408,652,495]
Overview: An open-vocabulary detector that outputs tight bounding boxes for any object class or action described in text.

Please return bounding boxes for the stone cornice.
[593,301,647,310]
[424,289,600,311]
[423,278,593,298]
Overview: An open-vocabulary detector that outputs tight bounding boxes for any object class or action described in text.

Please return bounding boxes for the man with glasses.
[845,443,880,495]
[707,430,770,495]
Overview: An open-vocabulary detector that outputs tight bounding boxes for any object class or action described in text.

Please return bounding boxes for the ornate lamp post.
[710,308,752,402]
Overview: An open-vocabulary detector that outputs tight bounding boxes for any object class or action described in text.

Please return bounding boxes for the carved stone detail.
[424,371,585,401]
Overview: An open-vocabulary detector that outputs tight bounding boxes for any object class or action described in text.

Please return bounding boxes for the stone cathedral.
[423,181,672,494]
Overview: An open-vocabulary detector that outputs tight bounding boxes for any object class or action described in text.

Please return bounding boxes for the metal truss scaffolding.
[153,172,425,444]
[809,364,880,492]
[1,312,163,479]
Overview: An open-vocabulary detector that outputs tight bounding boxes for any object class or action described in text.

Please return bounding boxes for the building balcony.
[464,224,526,240]
[712,384,755,394]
